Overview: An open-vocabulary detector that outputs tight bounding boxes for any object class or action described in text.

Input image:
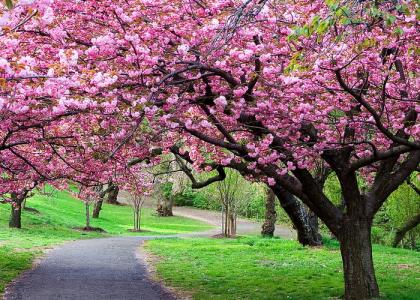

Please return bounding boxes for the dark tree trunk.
[92,185,105,219]
[261,188,277,237]
[9,205,22,229]
[339,218,379,300]
[307,208,322,242]
[272,185,322,246]
[156,197,173,216]
[9,193,23,229]
[92,199,103,218]
[392,213,420,247]
[106,184,120,205]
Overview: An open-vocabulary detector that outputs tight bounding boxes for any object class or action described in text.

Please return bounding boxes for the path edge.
[2,245,57,300]
[139,240,194,300]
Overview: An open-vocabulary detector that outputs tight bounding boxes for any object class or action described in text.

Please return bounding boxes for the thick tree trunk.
[307,208,322,242]
[9,193,23,229]
[9,204,22,229]
[261,188,276,237]
[392,213,420,247]
[92,185,104,219]
[272,185,322,246]
[156,197,173,216]
[106,184,120,205]
[92,199,103,219]
[339,218,379,300]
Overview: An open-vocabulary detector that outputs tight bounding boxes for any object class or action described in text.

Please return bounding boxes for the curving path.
[173,206,295,239]
[5,204,295,300]
[5,237,174,300]
[119,190,296,239]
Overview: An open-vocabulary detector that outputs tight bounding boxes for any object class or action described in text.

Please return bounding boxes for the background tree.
[217,170,241,237]
[92,184,118,219]
[77,186,98,230]
[129,191,144,232]
[390,173,420,248]
[106,182,121,205]
[152,156,183,217]
[393,213,420,248]
[261,188,276,237]
[121,164,154,232]
[8,190,28,228]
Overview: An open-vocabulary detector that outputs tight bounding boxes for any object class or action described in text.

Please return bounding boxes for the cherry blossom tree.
[1,0,158,226]
[119,164,154,232]
[1,1,418,299]
[121,1,417,298]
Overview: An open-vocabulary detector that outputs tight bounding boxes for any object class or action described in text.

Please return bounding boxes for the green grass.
[0,247,34,294]
[145,236,420,300]
[0,187,212,293]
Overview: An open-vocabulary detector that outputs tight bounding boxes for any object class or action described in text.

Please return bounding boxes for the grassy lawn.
[0,187,212,294]
[145,237,420,300]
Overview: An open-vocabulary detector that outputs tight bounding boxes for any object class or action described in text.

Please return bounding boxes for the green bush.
[239,193,265,219]
[382,175,419,249]
[371,226,392,245]
[161,182,173,200]
[173,187,221,210]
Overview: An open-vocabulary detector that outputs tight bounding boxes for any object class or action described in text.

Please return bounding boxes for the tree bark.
[133,209,141,231]
[272,185,322,246]
[339,218,379,300]
[221,204,236,238]
[106,184,120,205]
[85,202,91,229]
[392,213,420,247]
[9,205,22,229]
[156,197,173,216]
[261,188,277,237]
[92,185,104,218]
[307,208,322,242]
[92,199,103,218]
[224,205,229,236]
[228,213,236,237]
[9,193,23,229]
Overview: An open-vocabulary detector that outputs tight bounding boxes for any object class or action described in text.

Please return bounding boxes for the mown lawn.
[0,187,212,294]
[145,237,420,300]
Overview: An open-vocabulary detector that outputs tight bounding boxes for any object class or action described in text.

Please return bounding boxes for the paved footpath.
[5,204,295,300]
[173,206,295,239]
[5,236,174,300]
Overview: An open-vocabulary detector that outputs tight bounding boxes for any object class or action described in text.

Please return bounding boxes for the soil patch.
[73,226,106,233]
